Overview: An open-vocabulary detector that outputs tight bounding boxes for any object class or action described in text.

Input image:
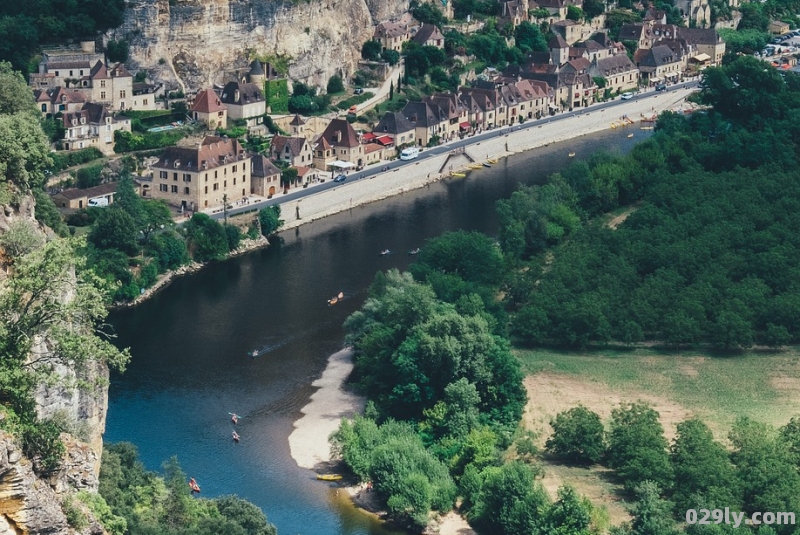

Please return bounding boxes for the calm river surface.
[106,129,647,535]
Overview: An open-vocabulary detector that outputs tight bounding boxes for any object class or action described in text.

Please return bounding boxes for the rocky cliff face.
[111,0,408,92]
[0,431,105,535]
[0,196,109,534]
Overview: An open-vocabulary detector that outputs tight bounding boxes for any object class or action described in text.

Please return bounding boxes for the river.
[106,129,647,535]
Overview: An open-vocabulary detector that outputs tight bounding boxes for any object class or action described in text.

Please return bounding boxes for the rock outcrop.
[110,0,408,92]
[0,431,105,535]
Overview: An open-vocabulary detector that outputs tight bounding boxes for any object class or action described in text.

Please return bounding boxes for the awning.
[362,132,377,142]
[459,121,470,129]
[692,53,711,62]
[376,135,394,145]
[650,77,662,82]
[331,160,355,168]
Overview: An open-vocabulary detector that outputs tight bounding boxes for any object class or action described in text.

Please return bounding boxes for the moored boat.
[451,172,466,178]
[317,474,343,481]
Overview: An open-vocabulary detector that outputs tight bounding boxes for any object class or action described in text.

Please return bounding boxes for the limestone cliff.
[110,0,408,92]
[0,195,109,534]
[0,431,105,535]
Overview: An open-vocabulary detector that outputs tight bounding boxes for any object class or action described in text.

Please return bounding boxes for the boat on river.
[451,172,466,178]
[568,152,576,158]
[488,158,498,164]
[628,133,634,138]
[317,474,343,481]
[482,162,491,167]
[408,248,420,255]
[469,164,483,169]
[379,249,391,256]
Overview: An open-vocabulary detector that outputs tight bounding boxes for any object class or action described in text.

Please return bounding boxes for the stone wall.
[112,0,409,92]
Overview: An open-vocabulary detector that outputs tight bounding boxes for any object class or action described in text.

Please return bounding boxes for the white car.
[621,92,633,100]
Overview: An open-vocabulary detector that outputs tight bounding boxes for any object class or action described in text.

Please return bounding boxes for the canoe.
[450,172,466,178]
[317,474,343,481]
[487,159,498,164]
[469,164,483,169]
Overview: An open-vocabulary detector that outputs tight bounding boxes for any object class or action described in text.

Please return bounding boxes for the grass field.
[518,346,800,435]
[516,347,800,523]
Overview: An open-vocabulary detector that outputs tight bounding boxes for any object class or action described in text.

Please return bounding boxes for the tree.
[470,461,550,535]
[184,213,229,262]
[546,405,605,464]
[607,402,673,490]
[411,2,446,27]
[0,237,130,433]
[361,40,382,61]
[381,49,400,66]
[545,485,593,535]
[567,5,585,21]
[631,481,678,535]
[280,167,298,190]
[258,206,284,236]
[514,22,548,53]
[106,40,129,63]
[0,219,45,260]
[327,74,344,94]
[224,224,242,251]
[389,81,394,101]
[88,208,139,255]
[670,418,739,513]
[583,0,605,18]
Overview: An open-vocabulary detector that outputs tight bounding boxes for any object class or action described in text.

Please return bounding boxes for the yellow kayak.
[468,164,483,169]
[487,159,498,164]
[317,474,343,481]
[450,172,466,178]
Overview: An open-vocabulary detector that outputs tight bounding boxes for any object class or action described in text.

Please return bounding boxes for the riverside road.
[213,80,700,221]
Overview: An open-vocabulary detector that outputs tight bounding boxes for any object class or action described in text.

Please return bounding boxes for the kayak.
[317,474,343,481]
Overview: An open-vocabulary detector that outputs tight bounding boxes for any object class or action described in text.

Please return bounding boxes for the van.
[88,197,109,208]
[400,147,419,161]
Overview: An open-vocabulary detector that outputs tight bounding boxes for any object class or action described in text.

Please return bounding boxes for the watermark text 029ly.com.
[686,509,796,528]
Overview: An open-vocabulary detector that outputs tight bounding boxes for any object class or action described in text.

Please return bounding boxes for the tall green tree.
[546,405,605,465]
[631,481,678,535]
[184,213,229,262]
[607,402,673,490]
[258,206,284,236]
[88,208,139,256]
[670,418,740,513]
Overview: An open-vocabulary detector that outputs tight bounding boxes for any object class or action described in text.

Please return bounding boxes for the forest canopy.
[0,0,126,73]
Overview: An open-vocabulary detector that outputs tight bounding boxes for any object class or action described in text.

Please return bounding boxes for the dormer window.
[61,95,67,102]
[174,160,180,168]
[80,117,85,124]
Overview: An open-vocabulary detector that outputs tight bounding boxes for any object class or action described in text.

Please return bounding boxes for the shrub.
[545,405,605,464]
[327,74,345,94]
[258,206,284,236]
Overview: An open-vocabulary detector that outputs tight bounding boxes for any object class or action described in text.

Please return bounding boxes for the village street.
[212,80,699,228]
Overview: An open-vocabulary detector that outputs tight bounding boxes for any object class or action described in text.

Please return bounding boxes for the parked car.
[334,174,347,183]
[655,83,667,92]
[354,88,364,95]
[621,92,633,100]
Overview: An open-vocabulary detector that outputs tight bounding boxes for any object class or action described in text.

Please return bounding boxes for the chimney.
[234,89,240,102]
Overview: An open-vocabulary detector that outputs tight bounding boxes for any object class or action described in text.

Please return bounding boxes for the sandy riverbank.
[288,348,365,469]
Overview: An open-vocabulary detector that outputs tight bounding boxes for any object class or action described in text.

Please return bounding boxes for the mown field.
[517,347,800,523]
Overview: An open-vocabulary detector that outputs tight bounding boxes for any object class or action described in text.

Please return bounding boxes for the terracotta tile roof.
[55,182,118,200]
[270,135,309,157]
[154,136,246,172]
[412,24,445,45]
[192,89,227,113]
[251,155,281,178]
[374,21,409,39]
[319,118,360,148]
[364,142,384,154]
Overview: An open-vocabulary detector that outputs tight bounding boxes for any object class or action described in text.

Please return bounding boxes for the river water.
[106,129,647,535]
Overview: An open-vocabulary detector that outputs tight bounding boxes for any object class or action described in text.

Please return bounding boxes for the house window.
[183,174,191,182]
[243,162,246,171]
[205,173,208,182]
[214,171,218,178]
[233,165,237,173]
[100,91,106,99]
[160,171,167,179]
[100,81,106,88]
[171,185,178,193]
[224,180,227,187]
[205,186,208,194]
[70,70,73,76]
[184,187,190,194]
[160,184,168,192]
[143,99,148,105]
[243,176,246,182]
[233,177,237,185]
[213,183,219,191]
[173,173,178,181]
[120,90,127,98]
